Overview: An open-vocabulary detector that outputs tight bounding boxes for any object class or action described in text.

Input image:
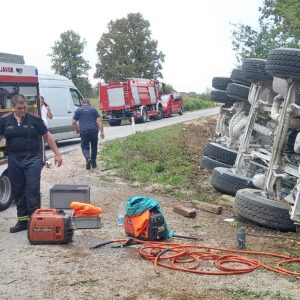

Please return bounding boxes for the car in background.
[161,93,183,117]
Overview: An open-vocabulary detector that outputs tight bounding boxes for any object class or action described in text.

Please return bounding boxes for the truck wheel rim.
[143,110,147,121]
[0,176,11,205]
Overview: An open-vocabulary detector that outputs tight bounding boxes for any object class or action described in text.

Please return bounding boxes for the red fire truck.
[99,78,163,126]
[0,56,41,211]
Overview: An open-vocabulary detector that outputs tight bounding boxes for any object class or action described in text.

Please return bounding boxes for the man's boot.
[10,221,28,233]
[86,159,91,170]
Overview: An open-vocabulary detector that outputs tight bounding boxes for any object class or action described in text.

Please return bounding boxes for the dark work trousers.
[8,153,42,218]
[80,130,98,164]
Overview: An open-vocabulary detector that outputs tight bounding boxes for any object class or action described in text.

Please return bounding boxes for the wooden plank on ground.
[173,205,196,218]
[191,200,222,215]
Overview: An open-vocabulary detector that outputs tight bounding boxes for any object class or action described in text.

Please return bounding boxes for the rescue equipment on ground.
[73,215,102,229]
[236,228,246,249]
[91,238,300,277]
[70,201,103,217]
[70,202,103,229]
[50,184,90,209]
[124,196,173,240]
[28,209,73,244]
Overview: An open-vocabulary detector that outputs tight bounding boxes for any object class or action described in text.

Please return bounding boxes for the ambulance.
[0,59,40,211]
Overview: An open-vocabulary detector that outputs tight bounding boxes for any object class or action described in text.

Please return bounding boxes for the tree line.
[49,13,165,97]
[232,0,300,63]
[49,2,300,98]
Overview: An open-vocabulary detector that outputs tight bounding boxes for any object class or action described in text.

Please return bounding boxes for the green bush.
[183,94,215,112]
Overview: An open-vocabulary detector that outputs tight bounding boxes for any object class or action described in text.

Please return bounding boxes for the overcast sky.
[2,0,263,93]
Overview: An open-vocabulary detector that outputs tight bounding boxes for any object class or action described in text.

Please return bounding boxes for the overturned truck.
[234,48,300,231]
[208,48,300,232]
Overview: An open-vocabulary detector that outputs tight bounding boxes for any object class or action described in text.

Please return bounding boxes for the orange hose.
[99,239,300,276]
[110,238,300,276]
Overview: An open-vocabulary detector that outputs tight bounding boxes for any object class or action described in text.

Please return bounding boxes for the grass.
[89,98,100,110]
[101,124,197,197]
[100,121,219,200]
[183,95,215,112]
[224,288,292,300]
[283,245,300,273]
[194,187,216,203]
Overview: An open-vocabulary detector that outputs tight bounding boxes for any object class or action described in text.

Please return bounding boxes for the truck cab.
[0,59,40,211]
[161,93,183,117]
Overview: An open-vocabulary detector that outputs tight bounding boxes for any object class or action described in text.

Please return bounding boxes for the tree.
[260,0,300,37]
[74,77,94,98]
[95,13,165,82]
[163,84,176,94]
[231,0,300,63]
[49,30,92,96]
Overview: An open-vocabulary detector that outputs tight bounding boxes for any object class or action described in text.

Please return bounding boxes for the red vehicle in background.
[99,78,163,126]
[161,93,184,117]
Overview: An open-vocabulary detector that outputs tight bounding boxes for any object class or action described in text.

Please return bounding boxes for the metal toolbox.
[73,215,101,229]
[50,184,90,209]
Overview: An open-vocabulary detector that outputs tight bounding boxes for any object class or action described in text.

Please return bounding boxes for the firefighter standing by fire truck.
[0,94,63,233]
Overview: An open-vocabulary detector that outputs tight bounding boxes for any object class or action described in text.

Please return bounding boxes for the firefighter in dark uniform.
[0,94,63,233]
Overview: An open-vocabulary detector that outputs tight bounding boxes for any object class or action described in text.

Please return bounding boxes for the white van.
[38,74,82,141]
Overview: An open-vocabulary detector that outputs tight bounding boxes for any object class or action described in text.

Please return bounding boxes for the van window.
[70,89,82,107]
[39,87,68,117]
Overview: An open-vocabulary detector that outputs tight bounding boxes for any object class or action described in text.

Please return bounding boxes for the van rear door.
[39,86,76,140]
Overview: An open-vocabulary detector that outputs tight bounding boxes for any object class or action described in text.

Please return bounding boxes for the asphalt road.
[47,107,219,157]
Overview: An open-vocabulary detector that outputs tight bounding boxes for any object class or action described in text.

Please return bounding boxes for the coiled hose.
[92,238,300,276]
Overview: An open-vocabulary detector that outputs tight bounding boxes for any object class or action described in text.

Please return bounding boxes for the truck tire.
[235,188,296,232]
[211,167,254,196]
[212,77,232,90]
[226,83,250,102]
[0,173,13,211]
[179,107,183,115]
[230,69,251,86]
[141,108,148,123]
[266,48,300,79]
[203,143,237,166]
[155,106,163,120]
[200,156,232,171]
[211,90,235,105]
[108,119,122,126]
[242,58,273,82]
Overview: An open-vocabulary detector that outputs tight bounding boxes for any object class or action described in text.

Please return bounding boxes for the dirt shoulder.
[1,117,300,300]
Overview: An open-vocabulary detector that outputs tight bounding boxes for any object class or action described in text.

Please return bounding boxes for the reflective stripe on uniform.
[18,216,29,221]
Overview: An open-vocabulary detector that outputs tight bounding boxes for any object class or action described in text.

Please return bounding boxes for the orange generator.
[28,209,74,244]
